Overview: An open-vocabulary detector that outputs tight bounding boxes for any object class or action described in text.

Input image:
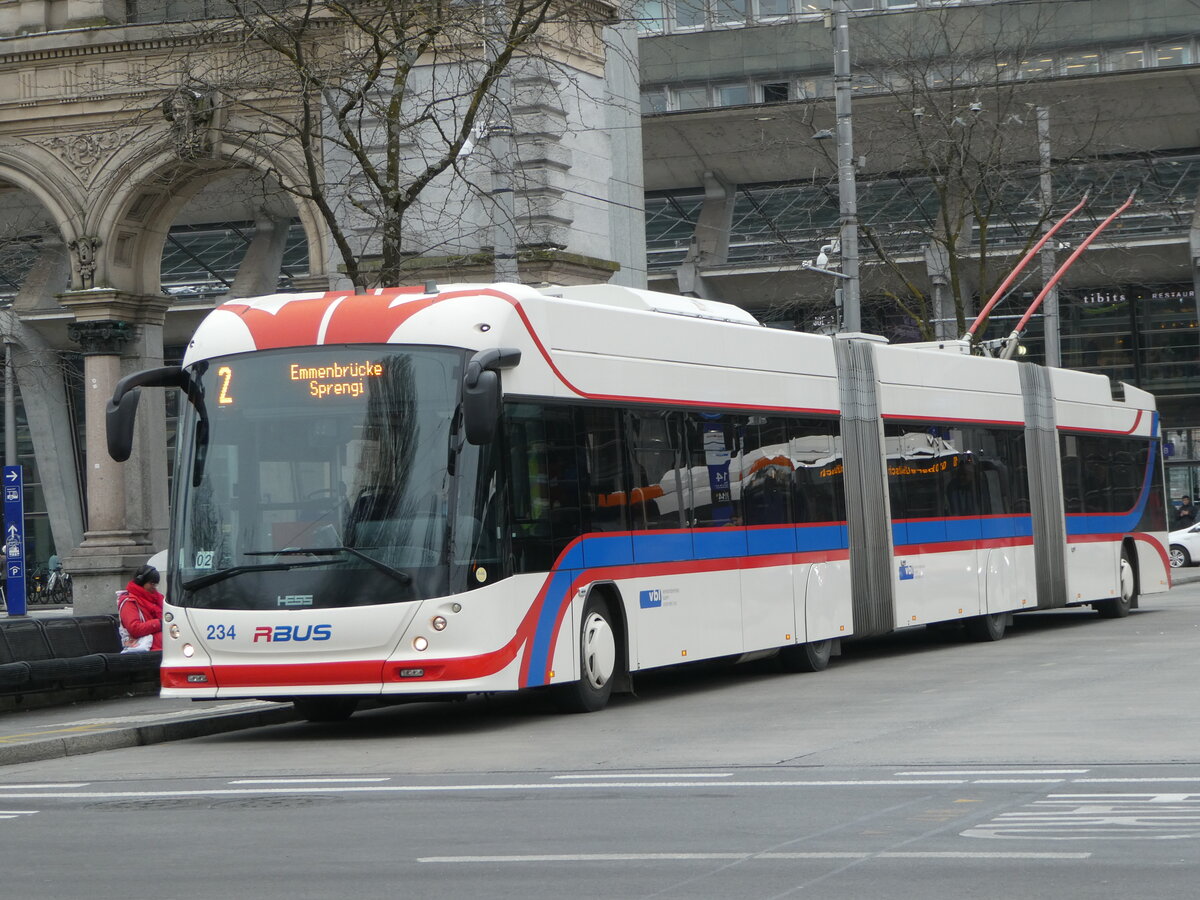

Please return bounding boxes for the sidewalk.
[0,604,297,767]
[0,692,298,766]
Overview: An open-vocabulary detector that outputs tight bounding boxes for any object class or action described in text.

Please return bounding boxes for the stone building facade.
[0,0,644,613]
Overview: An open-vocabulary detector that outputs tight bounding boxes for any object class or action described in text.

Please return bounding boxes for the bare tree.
[751,4,1159,342]
[150,0,618,289]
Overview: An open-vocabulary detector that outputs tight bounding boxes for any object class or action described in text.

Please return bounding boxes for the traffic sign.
[3,465,25,616]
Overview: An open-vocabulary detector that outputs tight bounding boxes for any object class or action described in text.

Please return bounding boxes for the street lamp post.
[828,0,862,333]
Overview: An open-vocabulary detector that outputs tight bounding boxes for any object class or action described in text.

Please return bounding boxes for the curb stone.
[0,704,299,767]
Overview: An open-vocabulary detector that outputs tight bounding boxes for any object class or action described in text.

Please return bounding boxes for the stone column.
[59,291,169,615]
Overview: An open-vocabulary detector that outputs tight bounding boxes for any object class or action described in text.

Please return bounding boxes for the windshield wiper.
[182,558,329,592]
[250,546,413,585]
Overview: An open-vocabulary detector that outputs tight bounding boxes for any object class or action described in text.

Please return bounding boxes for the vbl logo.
[639,589,663,609]
[253,624,332,643]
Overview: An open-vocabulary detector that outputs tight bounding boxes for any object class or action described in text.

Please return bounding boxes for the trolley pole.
[830,0,862,333]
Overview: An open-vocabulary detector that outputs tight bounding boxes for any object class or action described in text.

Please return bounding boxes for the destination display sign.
[214,359,386,405]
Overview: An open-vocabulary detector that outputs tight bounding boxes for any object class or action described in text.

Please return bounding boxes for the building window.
[1155,42,1192,67]
[713,0,748,24]
[756,0,791,18]
[672,86,709,110]
[715,83,751,106]
[1061,52,1101,75]
[760,81,791,102]
[1108,47,1146,70]
[1019,57,1056,78]
[633,0,666,33]
[642,88,669,114]
[673,0,706,29]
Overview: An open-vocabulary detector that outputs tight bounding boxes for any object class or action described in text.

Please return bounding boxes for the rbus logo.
[252,624,333,643]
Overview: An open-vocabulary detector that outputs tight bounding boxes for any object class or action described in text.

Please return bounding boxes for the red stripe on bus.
[893,536,1034,555]
[1058,409,1144,435]
[881,414,1024,427]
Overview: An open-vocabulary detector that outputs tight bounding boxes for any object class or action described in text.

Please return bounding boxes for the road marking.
[970,779,1068,785]
[552,773,733,780]
[895,770,1089,776]
[0,779,972,800]
[229,778,391,784]
[964,792,1200,841]
[0,784,88,789]
[417,851,1091,863]
[0,811,38,819]
[1076,777,1200,784]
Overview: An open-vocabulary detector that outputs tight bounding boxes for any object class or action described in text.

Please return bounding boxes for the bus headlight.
[413,636,429,652]
[169,624,180,640]
[182,643,195,658]
[432,616,447,632]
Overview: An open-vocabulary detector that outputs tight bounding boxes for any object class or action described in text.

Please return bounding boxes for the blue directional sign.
[3,466,26,616]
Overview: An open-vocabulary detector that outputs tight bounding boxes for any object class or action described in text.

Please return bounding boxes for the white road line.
[0,779,972,800]
[552,773,733,780]
[0,784,88,789]
[903,771,1082,777]
[228,778,391,784]
[1075,778,1200,784]
[417,851,1092,863]
[971,779,1068,785]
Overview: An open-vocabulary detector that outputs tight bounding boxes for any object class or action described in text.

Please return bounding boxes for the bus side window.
[627,411,685,529]
[581,407,627,533]
[742,417,793,526]
[1060,435,1084,513]
[789,417,842,524]
[682,412,740,527]
[505,404,582,573]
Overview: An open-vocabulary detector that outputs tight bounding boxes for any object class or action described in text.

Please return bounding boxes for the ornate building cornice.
[67,319,133,355]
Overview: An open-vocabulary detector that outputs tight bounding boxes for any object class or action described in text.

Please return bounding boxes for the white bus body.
[117,283,1166,714]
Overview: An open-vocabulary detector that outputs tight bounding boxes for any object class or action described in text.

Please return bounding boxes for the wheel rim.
[581,612,616,690]
[1170,547,1185,568]
[1120,558,1135,603]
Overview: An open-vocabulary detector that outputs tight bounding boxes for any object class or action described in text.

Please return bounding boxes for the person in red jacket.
[119,564,163,652]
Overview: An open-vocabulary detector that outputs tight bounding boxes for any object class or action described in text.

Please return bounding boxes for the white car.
[1168,525,1200,568]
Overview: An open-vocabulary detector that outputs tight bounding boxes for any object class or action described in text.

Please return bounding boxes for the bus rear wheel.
[777,639,832,673]
[964,612,1007,642]
[293,696,359,723]
[1096,548,1137,619]
[552,597,617,714]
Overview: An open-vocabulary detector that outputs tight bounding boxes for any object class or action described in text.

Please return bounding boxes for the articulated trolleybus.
[108,283,1168,722]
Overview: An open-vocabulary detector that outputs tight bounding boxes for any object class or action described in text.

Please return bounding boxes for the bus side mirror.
[107,365,187,462]
[107,388,142,462]
[462,347,521,445]
[463,369,500,445]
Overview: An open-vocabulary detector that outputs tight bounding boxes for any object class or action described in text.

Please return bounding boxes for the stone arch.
[0,157,86,251]
[88,141,329,298]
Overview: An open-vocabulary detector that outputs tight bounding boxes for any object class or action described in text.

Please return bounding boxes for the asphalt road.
[4,581,1200,900]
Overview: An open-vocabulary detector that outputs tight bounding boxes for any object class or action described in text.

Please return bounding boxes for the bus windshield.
[171,345,480,610]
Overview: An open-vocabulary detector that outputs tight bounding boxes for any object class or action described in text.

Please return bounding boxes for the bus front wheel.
[293,696,359,723]
[552,597,618,714]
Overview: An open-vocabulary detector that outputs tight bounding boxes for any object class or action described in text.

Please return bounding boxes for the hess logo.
[252,624,332,643]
